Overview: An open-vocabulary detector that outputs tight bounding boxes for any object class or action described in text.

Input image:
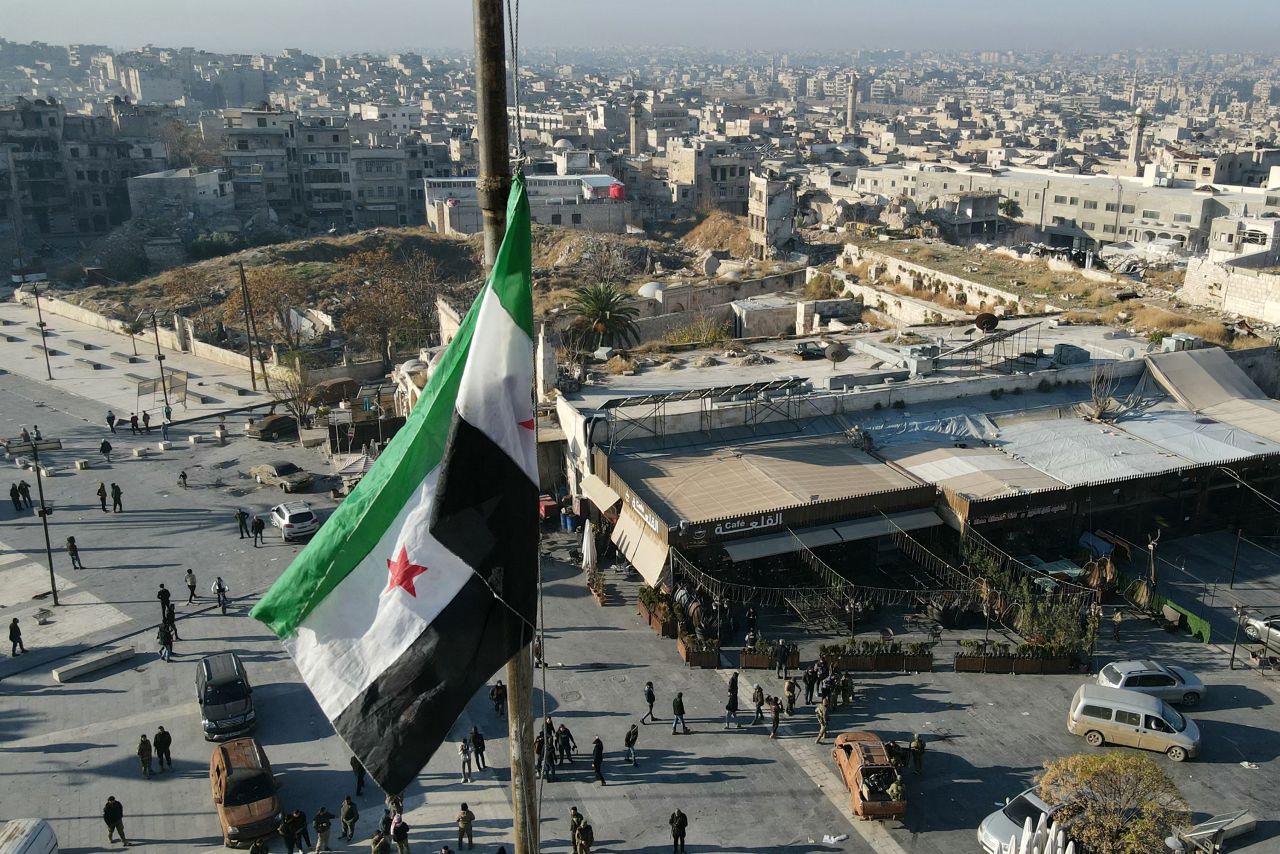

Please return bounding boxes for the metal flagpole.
[472,2,537,852]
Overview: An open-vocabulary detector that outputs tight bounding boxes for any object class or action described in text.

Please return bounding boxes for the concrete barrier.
[52,645,135,683]
[110,352,143,364]
[75,357,105,370]
[74,459,90,470]
[188,435,202,445]
[66,339,93,350]
[132,448,149,458]
[31,344,60,356]
[1,333,20,342]
[36,464,55,477]
[157,441,172,451]
[215,381,249,397]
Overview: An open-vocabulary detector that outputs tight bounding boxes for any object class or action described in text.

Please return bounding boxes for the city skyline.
[6,0,1280,55]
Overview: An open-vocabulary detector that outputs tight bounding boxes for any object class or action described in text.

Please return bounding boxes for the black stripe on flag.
[335,416,537,794]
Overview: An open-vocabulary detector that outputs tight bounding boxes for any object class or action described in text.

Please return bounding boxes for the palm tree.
[563,283,640,352]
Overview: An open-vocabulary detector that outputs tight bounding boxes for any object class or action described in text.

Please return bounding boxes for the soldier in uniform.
[815,698,829,743]
[910,733,925,774]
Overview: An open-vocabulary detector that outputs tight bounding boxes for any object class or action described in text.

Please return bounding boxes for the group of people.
[94,480,124,512]
[134,728,174,778]
[147,576,227,661]
[105,409,160,436]
[527,715,608,785]
[7,480,32,512]
[235,506,268,545]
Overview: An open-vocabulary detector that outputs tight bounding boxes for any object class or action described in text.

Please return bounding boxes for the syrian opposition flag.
[251,175,538,793]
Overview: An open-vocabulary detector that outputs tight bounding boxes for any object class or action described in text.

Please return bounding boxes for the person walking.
[212,576,229,613]
[669,808,688,854]
[671,691,689,734]
[751,683,765,725]
[137,734,153,778]
[164,602,180,641]
[185,569,198,604]
[555,723,576,764]
[100,439,113,464]
[576,822,594,854]
[490,680,507,716]
[351,755,366,795]
[313,806,335,852]
[9,617,24,656]
[642,681,657,723]
[784,677,798,716]
[178,470,188,489]
[369,830,390,854]
[8,483,20,512]
[249,838,270,854]
[470,726,486,770]
[543,717,559,765]
[815,697,830,744]
[236,507,251,538]
[339,796,359,841]
[103,795,129,847]
[724,689,739,729]
[279,813,299,854]
[910,733,925,775]
[390,813,410,854]
[458,737,473,783]
[97,481,108,512]
[803,666,817,705]
[157,622,174,662]
[568,807,585,854]
[455,803,475,851]
[591,736,605,785]
[106,410,117,433]
[110,482,123,512]
[67,536,83,570]
[1112,609,1123,642]
[129,413,140,435]
[16,479,31,509]
[769,695,781,739]
[291,809,312,850]
[153,726,173,771]
[141,411,151,433]
[251,515,265,547]
[623,723,639,765]
[157,584,171,616]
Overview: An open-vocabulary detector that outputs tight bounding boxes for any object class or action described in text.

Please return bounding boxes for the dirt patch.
[681,211,755,259]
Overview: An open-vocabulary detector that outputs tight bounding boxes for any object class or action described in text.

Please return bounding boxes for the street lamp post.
[140,310,171,410]
[31,283,53,381]
[1229,604,1247,670]
[26,442,59,606]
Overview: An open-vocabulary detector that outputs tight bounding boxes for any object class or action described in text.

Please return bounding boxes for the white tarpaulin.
[1145,348,1280,444]
[580,473,621,510]
[724,509,943,562]
[611,506,669,586]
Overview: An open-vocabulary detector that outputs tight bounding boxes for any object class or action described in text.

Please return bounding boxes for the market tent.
[580,473,621,510]
[723,509,944,562]
[611,506,669,586]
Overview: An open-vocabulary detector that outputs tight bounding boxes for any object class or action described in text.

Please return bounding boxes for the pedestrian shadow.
[898,755,1032,833]
[1195,684,1272,711]
[1196,719,1280,763]
[2,740,105,754]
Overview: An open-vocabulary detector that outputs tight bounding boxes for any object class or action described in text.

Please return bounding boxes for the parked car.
[209,738,281,848]
[1243,612,1280,650]
[307,377,361,406]
[977,788,1060,854]
[831,731,907,821]
[249,462,314,494]
[1067,684,1200,762]
[246,414,297,441]
[1097,659,1206,706]
[0,818,59,854]
[269,501,319,541]
[197,652,256,741]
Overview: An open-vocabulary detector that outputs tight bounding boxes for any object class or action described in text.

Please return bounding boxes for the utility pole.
[472,3,536,853]
[31,283,54,381]
[1229,527,1243,588]
[143,310,171,410]
[21,442,59,606]
[237,261,259,391]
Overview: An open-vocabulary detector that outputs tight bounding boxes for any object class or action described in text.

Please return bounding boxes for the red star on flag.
[386,545,429,597]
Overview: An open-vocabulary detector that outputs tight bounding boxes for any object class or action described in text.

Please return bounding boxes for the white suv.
[269,501,319,541]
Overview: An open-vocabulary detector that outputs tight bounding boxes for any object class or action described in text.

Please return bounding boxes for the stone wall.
[844,245,1026,313]
[1182,257,1280,325]
[839,280,968,326]
[632,304,736,343]
[648,269,806,316]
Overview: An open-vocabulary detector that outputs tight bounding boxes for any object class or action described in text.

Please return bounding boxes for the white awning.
[723,509,944,563]
[611,506,669,587]
[580,473,620,510]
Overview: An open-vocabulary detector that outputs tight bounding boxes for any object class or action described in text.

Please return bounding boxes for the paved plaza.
[2,350,1280,853]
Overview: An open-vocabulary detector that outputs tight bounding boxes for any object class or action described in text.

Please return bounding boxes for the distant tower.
[1128,73,1139,109]
[628,96,645,156]
[845,71,860,135]
[1129,107,1147,170]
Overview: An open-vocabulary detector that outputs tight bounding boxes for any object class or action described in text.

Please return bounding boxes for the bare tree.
[271,352,321,428]
[1085,364,1121,421]
[579,237,632,287]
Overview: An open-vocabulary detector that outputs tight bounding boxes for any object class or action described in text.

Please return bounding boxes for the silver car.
[1097,659,1206,707]
[977,788,1058,854]
[1243,613,1280,650]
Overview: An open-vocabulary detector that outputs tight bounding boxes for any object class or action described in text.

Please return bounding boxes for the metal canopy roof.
[600,377,808,410]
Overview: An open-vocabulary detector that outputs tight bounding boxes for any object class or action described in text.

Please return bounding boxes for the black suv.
[197,652,257,741]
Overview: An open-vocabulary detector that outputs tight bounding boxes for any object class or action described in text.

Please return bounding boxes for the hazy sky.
[6,0,1280,55]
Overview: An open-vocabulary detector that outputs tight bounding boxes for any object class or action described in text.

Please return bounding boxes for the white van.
[0,819,59,854]
[1068,684,1200,762]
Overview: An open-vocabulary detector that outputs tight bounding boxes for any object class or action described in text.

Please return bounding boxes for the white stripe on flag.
[454,288,537,484]
[285,468,475,720]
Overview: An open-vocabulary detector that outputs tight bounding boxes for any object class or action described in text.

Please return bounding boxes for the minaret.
[845,71,860,135]
[1129,107,1147,170]
[1128,72,1138,109]
[628,96,644,156]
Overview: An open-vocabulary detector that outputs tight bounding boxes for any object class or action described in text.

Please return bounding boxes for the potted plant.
[954,639,987,673]
[677,632,720,669]
[984,641,1014,674]
[873,639,905,671]
[586,567,605,606]
[903,641,933,673]
[637,585,675,637]
[1012,643,1046,675]
[739,637,773,669]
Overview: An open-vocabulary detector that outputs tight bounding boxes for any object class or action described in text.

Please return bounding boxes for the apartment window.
[1033,192,1040,200]
[1081,221,1097,231]
[1013,190,1020,198]
[236,139,249,151]
[1201,166,1211,176]
[1054,195,1067,204]
[333,134,340,143]
[551,213,562,225]
[69,147,79,158]
[572,213,582,224]
[1105,202,1118,212]
[307,135,314,143]
[1083,200,1098,210]
[1174,213,1192,223]
[1267,196,1280,206]
[1121,204,1135,214]
[1103,224,1117,233]
[141,147,152,159]
[1069,197,1078,206]
[1141,209,1159,219]
[257,117,267,127]
[942,183,949,190]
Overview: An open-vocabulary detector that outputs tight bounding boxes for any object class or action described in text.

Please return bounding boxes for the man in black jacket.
[669,808,688,854]
[470,726,486,770]
[153,726,173,771]
[590,736,605,786]
[103,795,129,846]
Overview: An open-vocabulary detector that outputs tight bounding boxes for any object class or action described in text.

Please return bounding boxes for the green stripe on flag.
[490,174,533,338]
